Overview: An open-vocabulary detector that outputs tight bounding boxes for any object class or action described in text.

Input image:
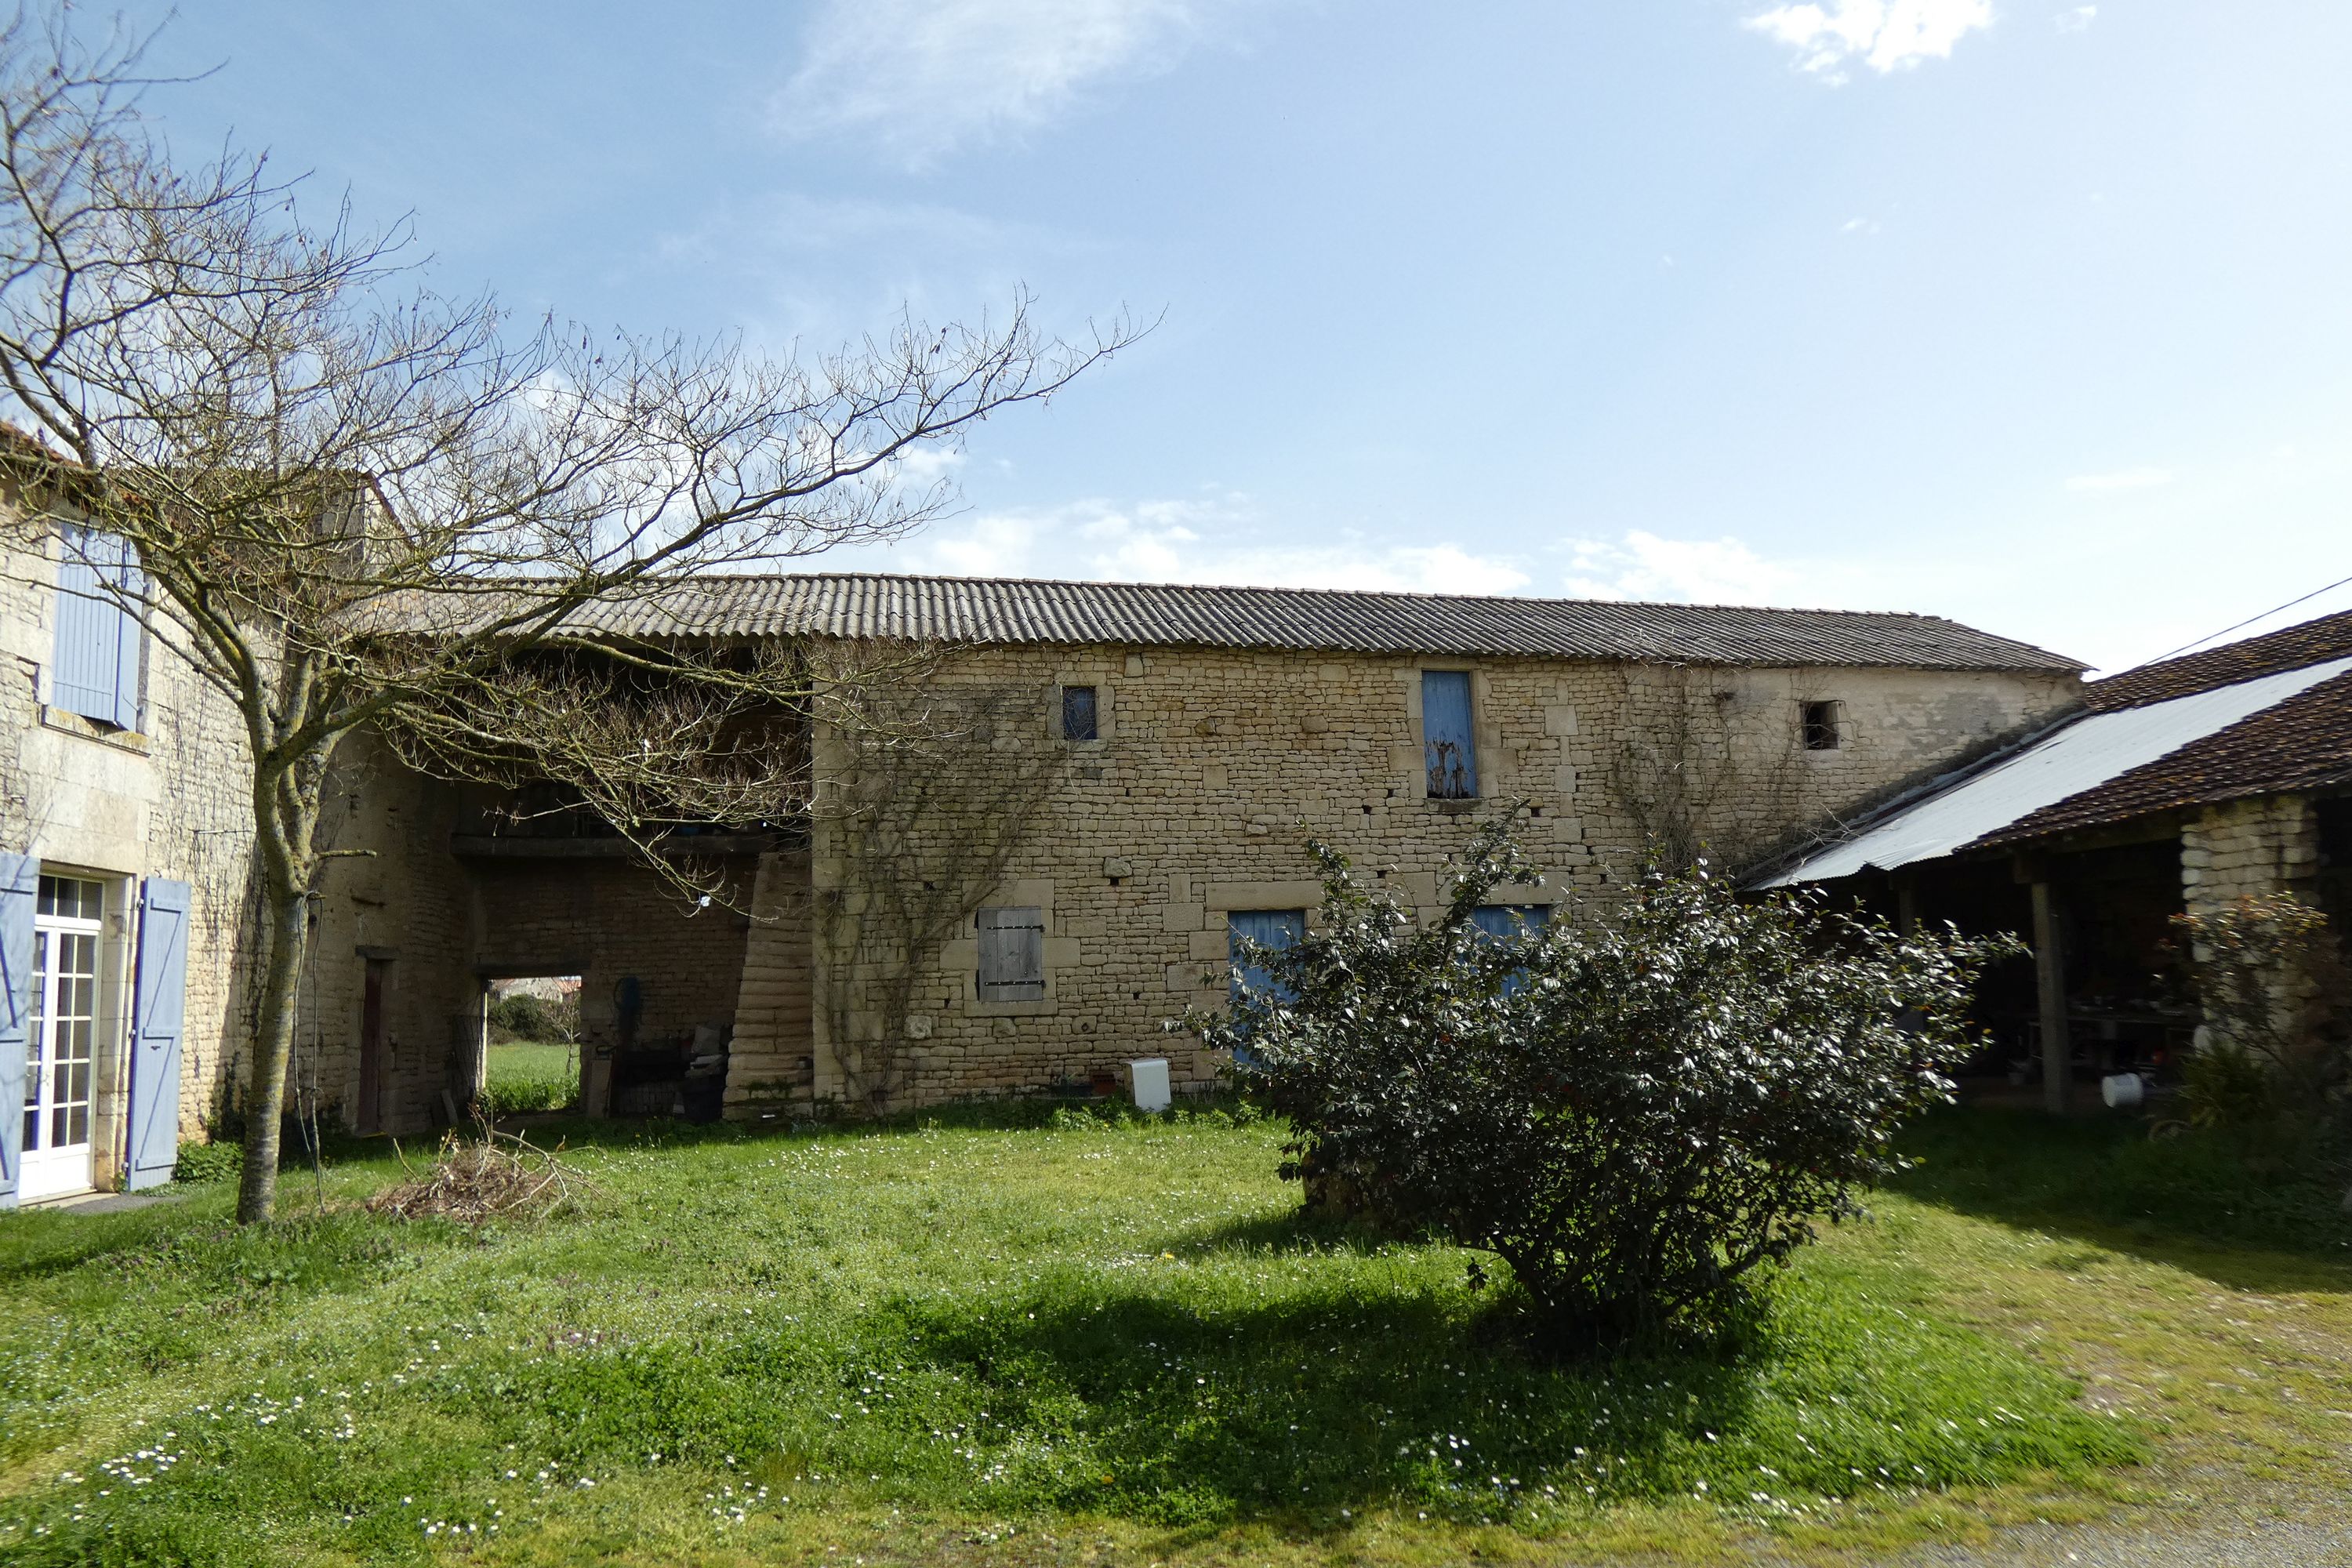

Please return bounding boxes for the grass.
[480,1041,578,1116]
[0,1104,2345,1565]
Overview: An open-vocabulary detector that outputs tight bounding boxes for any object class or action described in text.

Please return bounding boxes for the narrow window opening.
[1062,684,1100,742]
[1802,700,1842,752]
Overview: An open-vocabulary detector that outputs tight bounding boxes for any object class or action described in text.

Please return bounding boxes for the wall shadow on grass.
[1892,1106,2352,1293]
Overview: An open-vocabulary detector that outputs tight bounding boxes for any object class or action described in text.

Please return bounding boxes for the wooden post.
[1893,871,1919,938]
[2030,877,2068,1114]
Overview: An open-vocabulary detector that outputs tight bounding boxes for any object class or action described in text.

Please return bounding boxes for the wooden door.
[356,959,387,1135]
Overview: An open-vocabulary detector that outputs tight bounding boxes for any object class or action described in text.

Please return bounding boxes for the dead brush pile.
[367,1123,592,1223]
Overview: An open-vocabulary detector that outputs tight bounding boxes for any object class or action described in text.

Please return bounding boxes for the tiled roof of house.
[542,572,2084,670]
[2082,609,2352,710]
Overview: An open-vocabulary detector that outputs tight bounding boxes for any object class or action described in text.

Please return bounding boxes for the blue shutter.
[1472,904,1548,997]
[51,528,142,729]
[107,543,145,731]
[128,878,190,1190]
[52,526,119,721]
[0,852,34,1209]
[1421,670,1479,799]
[1227,910,1305,1003]
[1470,906,1548,939]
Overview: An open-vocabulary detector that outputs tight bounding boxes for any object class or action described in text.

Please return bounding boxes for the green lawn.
[0,1106,2347,1565]
[481,1041,578,1116]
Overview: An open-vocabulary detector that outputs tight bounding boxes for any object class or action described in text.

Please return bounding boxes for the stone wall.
[2178,792,2334,1048]
[793,642,2080,1110]
[724,850,815,1117]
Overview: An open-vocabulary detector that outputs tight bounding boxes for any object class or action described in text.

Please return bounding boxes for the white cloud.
[771,0,1258,165]
[1746,0,1995,80]
[855,493,1535,595]
[1563,531,1806,605]
[2055,5,2096,34]
[2063,467,2175,493]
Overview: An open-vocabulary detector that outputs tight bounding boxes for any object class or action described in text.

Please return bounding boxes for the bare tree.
[0,9,1134,1219]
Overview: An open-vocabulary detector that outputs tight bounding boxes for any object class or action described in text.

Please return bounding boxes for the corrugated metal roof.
[532,572,2084,670]
[1761,655,2352,885]
[1978,666,2352,843]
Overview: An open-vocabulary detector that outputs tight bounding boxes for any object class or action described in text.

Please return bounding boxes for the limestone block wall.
[303,739,474,1135]
[2180,794,2319,914]
[724,850,814,1116]
[2178,792,2333,1047]
[808,642,2079,1109]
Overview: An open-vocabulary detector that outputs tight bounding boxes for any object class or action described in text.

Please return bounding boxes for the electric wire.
[2136,571,2352,669]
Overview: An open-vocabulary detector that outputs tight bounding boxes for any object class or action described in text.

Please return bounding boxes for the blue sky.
[106,0,2352,673]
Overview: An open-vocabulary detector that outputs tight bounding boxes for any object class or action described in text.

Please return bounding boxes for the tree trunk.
[235,748,324,1225]
[234,873,310,1223]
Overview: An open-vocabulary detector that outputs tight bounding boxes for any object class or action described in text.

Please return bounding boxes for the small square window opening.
[1062,684,1099,742]
[1802,700,1842,752]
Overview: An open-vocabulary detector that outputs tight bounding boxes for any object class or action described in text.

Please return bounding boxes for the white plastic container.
[1127,1058,1172,1113]
[2100,1072,2146,1109]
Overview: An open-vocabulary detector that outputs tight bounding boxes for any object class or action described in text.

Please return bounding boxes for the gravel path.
[1878,1491,2352,1567]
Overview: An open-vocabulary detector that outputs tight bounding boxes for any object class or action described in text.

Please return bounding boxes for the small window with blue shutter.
[51,524,144,731]
[1421,670,1478,799]
[1472,905,1548,996]
[1227,909,1305,1004]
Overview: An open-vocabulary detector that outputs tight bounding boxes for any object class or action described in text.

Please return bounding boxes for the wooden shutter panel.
[0,851,35,1209]
[107,542,145,731]
[1421,670,1479,799]
[976,906,1045,1001]
[51,527,122,723]
[128,878,190,1190]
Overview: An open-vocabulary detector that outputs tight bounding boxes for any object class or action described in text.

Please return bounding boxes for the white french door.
[23,875,103,1200]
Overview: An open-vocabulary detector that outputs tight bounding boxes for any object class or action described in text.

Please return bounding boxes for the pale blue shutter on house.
[1227,910,1305,1003]
[1421,670,1478,799]
[128,877,190,1190]
[52,527,143,729]
[0,851,34,1210]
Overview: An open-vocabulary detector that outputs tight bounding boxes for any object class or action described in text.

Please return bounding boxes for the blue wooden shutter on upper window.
[0,851,35,1210]
[106,540,146,731]
[128,878,190,1190]
[51,527,143,729]
[1421,670,1478,799]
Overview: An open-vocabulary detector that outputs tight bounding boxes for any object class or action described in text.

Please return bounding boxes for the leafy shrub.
[172,1138,243,1184]
[488,992,576,1044]
[1192,824,2016,1349]
[2169,894,2347,1129]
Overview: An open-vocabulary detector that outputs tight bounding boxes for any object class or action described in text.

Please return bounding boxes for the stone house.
[1,533,2087,1203]
[1760,608,2352,1108]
